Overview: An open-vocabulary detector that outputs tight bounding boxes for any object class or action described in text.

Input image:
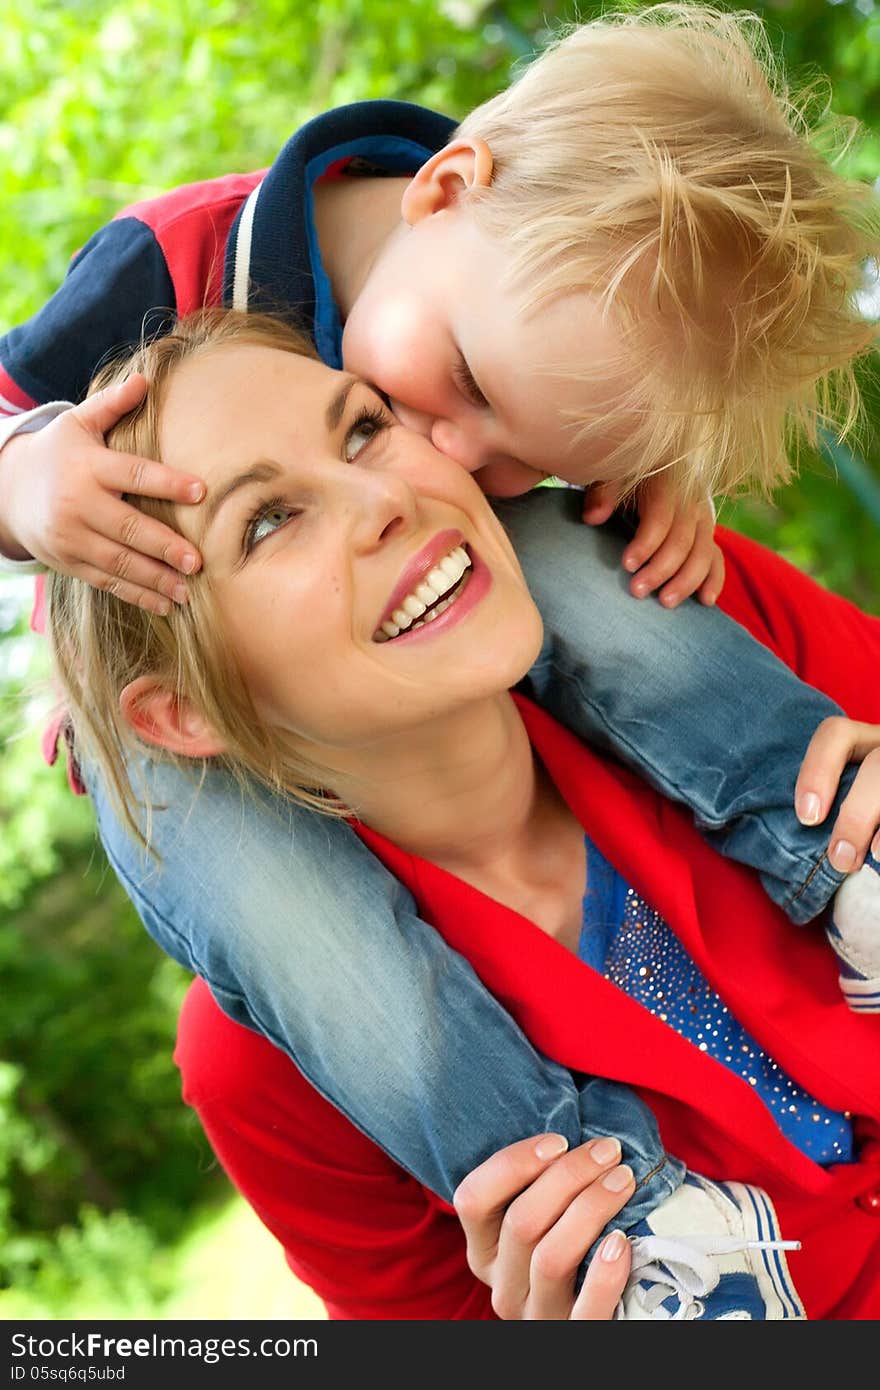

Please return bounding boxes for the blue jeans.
[89,488,850,1218]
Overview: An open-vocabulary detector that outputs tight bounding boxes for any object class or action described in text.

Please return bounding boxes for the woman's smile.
[372,536,488,644]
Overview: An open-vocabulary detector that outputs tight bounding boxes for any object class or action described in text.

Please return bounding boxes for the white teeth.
[374,543,473,643]
[406,586,462,633]
[439,554,462,581]
[425,566,451,596]
[425,549,469,597]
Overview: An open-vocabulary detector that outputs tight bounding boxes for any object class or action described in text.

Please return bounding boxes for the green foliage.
[0,598,216,1309]
[0,0,878,1316]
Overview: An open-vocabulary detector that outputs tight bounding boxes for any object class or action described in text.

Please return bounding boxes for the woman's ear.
[119,675,227,758]
[400,137,494,225]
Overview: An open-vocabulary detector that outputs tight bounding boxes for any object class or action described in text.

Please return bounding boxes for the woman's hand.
[453,1133,634,1319]
[796,717,880,872]
[582,474,724,608]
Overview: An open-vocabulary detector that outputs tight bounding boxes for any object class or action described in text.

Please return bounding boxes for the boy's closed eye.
[453,357,490,410]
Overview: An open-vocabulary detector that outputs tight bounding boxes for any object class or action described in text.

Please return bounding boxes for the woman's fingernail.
[797,792,821,825]
[180,553,197,574]
[871,833,880,862]
[599,1229,628,1263]
[172,583,189,604]
[186,483,205,503]
[535,1134,569,1161]
[601,1164,634,1193]
[831,839,856,872]
[588,1137,622,1166]
[623,555,640,572]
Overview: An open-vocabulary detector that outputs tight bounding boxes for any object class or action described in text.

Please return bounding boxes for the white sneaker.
[617,1173,805,1319]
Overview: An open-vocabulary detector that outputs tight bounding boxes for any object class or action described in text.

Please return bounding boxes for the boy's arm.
[0,213,208,610]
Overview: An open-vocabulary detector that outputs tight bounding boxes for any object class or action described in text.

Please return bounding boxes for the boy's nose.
[388,399,434,438]
[429,418,490,474]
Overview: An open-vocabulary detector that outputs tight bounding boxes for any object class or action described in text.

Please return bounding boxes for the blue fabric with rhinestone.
[578,834,853,1164]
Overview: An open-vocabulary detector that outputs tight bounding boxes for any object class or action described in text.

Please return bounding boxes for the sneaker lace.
[619,1234,793,1320]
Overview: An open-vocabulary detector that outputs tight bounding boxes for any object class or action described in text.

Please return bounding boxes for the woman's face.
[159,343,544,758]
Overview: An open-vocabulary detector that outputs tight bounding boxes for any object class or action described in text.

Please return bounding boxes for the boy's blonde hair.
[457,2,879,501]
[47,310,347,851]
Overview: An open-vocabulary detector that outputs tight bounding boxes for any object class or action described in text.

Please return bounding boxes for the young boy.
[1,3,878,1316]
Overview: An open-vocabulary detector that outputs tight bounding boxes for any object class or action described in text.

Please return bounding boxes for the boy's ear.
[401,138,494,225]
[119,675,227,759]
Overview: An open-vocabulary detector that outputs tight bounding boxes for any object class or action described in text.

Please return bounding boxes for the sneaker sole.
[838,973,880,1013]
[720,1181,806,1319]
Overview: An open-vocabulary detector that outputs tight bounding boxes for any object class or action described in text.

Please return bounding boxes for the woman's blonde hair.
[457,3,879,502]
[47,309,348,852]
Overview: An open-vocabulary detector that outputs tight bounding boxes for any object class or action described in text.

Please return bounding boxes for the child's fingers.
[581,481,621,526]
[72,561,175,618]
[656,529,721,608]
[696,544,726,606]
[571,1229,632,1320]
[73,374,148,437]
[77,530,194,608]
[621,496,676,575]
[628,517,698,598]
[98,451,206,508]
[825,751,880,872]
[95,495,202,577]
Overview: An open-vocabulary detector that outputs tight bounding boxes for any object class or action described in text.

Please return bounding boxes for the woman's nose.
[347,467,417,552]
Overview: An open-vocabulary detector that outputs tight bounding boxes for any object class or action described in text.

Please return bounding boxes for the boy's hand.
[795,718,880,872]
[582,473,724,608]
[0,374,204,617]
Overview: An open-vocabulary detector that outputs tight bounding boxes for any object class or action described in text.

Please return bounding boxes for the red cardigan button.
[856,1188,880,1215]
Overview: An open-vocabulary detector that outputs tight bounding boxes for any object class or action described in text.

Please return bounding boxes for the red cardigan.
[175,528,880,1320]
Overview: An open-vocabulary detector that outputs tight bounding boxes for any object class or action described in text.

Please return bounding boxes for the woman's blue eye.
[245,499,296,552]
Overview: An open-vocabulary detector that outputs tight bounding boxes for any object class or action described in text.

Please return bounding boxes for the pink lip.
[376,528,466,631]
[378,545,492,647]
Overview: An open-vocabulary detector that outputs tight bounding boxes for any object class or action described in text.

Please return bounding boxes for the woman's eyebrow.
[200,460,283,540]
[326,375,359,432]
